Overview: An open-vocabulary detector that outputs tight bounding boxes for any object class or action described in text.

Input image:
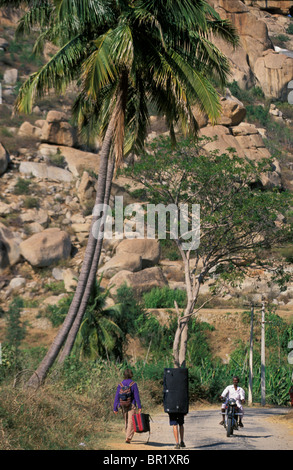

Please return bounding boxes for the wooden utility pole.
[261,302,266,406]
[248,303,254,406]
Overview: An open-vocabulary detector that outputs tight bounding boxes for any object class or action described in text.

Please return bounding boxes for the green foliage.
[5,297,26,350]
[134,313,176,360]
[114,284,145,337]
[13,177,32,195]
[143,286,187,309]
[228,80,264,103]
[273,34,290,47]
[125,136,293,293]
[286,23,293,35]
[279,245,293,263]
[72,279,123,361]
[23,196,40,209]
[245,104,270,126]
[187,320,214,366]
[48,150,66,168]
[45,295,73,327]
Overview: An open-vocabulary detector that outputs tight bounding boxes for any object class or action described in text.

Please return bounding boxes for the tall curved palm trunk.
[26,105,117,387]
[58,154,115,362]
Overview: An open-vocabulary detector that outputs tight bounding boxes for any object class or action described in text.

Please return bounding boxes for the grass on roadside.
[0,382,127,450]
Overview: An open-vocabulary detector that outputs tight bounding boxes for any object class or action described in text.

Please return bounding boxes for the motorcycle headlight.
[229,398,236,405]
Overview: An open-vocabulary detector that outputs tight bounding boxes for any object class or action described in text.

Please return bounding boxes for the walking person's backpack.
[118,381,135,408]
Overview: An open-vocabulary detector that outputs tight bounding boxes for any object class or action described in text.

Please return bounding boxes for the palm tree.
[71,278,123,361]
[2,0,239,384]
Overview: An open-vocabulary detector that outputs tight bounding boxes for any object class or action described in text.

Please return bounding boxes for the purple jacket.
[113,378,142,411]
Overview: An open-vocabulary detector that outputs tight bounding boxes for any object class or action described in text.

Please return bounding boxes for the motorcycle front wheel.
[226,416,233,437]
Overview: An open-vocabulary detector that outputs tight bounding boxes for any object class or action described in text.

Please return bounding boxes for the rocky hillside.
[1,2,293,361]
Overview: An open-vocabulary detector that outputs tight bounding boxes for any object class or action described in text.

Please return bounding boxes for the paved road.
[128,406,293,451]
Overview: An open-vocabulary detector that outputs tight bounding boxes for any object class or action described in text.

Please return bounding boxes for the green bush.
[45,295,72,327]
[143,286,187,309]
[13,177,32,195]
[286,23,293,35]
[115,284,145,336]
[245,105,270,126]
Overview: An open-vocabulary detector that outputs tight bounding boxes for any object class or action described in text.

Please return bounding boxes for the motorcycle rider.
[219,376,245,427]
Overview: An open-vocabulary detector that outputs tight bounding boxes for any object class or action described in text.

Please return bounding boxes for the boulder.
[41,111,77,147]
[0,201,12,216]
[115,239,161,268]
[18,121,42,139]
[0,143,9,175]
[19,208,49,226]
[63,268,78,292]
[200,123,271,162]
[254,49,293,100]
[3,68,18,85]
[108,266,168,297]
[0,223,21,272]
[39,144,101,177]
[0,38,9,51]
[200,125,246,157]
[191,104,209,129]
[9,277,26,291]
[217,94,246,126]
[160,260,185,282]
[98,253,142,279]
[19,161,73,183]
[247,1,293,15]
[77,171,97,204]
[208,0,272,89]
[20,228,71,267]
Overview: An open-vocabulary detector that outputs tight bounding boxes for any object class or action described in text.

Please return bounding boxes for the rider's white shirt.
[221,385,245,408]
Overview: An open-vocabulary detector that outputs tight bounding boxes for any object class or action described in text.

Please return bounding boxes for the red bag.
[132,412,151,442]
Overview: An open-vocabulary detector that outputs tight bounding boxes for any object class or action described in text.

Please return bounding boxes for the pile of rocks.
[209,0,293,97]
[0,99,292,311]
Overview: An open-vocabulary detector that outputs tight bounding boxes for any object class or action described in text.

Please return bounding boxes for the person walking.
[168,413,186,449]
[113,368,142,444]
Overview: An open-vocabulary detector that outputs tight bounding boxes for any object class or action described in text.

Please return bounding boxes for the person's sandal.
[174,443,180,449]
[125,439,131,444]
[219,420,225,425]
[180,441,186,448]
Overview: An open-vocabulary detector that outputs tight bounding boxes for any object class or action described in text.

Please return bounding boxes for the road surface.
[112,406,293,451]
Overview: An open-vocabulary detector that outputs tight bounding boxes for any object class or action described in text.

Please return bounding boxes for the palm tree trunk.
[25,113,115,388]
[58,154,116,362]
[57,70,128,363]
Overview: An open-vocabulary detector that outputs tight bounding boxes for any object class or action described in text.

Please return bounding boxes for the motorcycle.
[223,398,241,437]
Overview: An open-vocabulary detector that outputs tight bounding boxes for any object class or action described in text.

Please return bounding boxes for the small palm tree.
[72,278,123,361]
[1,0,239,384]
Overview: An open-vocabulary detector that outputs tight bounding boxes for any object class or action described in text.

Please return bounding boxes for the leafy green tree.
[125,136,293,367]
[1,0,238,384]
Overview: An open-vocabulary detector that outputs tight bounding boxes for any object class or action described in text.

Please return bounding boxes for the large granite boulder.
[0,223,21,272]
[254,49,293,100]
[208,0,272,89]
[41,110,77,147]
[108,266,168,297]
[115,239,161,268]
[20,228,71,267]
